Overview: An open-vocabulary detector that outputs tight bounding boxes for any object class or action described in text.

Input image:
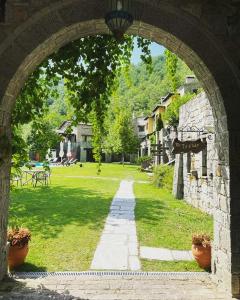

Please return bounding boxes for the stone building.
[57,121,94,162]
[140,76,200,164]
[173,92,216,215]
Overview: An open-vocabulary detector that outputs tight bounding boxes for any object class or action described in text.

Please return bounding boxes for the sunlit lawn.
[10,171,119,271]
[10,163,213,272]
[10,163,148,271]
[52,162,149,181]
[134,183,213,271]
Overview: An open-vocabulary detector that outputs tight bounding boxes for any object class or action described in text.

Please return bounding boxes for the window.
[187,152,191,173]
[83,135,87,142]
[138,126,145,132]
[202,138,207,176]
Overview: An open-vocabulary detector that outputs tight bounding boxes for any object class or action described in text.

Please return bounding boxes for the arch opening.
[0,0,239,297]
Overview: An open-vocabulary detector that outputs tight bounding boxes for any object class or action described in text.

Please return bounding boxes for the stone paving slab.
[91,180,140,271]
[0,274,232,300]
[140,247,194,261]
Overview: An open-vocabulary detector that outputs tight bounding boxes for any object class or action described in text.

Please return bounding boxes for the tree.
[27,120,61,161]
[165,49,178,92]
[12,35,152,168]
[162,93,195,127]
[105,100,139,164]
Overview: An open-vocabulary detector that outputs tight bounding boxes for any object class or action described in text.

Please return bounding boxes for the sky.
[131,41,165,65]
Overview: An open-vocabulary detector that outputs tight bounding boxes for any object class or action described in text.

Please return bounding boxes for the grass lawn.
[134,183,213,271]
[10,163,213,272]
[52,163,149,181]
[141,260,202,272]
[10,168,121,271]
[10,163,148,271]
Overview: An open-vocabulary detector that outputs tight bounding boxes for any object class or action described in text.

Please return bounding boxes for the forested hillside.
[115,54,193,116]
[22,53,193,158]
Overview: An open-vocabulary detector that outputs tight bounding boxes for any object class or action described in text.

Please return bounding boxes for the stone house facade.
[173,92,216,215]
[57,121,94,162]
[140,76,200,164]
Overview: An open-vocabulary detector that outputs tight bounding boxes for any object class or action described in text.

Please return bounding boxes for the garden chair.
[61,158,67,165]
[32,171,50,187]
[69,159,78,165]
[11,175,23,187]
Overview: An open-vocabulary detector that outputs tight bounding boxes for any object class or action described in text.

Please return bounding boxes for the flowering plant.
[7,227,31,248]
[192,233,211,248]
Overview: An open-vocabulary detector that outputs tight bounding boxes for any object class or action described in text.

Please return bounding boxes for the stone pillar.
[173,153,183,199]
[228,131,240,298]
[0,109,11,280]
[210,128,240,298]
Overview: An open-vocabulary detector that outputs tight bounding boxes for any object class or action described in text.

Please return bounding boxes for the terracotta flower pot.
[192,244,211,269]
[8,244,29,270]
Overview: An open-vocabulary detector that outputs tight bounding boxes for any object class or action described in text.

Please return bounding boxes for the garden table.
[22,169,48,186]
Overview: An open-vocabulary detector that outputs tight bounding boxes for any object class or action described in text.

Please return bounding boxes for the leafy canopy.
[104,89,139,161]
[162,93,196,127]
[12,35,152,166]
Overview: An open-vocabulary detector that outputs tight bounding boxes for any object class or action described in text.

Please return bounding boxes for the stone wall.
[0,0,240,296]
[174,92,217,215]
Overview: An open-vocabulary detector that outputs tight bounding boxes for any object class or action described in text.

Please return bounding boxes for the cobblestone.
[0,274,232,300]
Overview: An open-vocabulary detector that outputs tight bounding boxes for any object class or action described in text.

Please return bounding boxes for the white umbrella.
[46,148,51,161]
[59,141,64,162]
[67,140,72,159]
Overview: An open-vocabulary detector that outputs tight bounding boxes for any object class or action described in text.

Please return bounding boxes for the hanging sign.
[172,138,206,154]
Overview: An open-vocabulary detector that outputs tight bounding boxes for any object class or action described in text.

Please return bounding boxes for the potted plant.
[192,233,211,269]
[7,227,31,270]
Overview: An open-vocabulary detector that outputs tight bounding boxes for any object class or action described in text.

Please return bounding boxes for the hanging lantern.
[105,0,134,41]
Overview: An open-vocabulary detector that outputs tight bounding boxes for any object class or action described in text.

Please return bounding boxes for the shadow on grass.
[12,262,47,272]
[10,185,113,239]
[0,276,86,299]
[135,196,169,225]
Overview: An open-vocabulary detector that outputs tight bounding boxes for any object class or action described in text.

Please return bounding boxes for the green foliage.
[136,156,153,165]
[27,119,61,161]
[149,134,155,145]
[152,165,174,192]
[116,54,193,117]
[165,49,178,92]
[12,35,152,169]
[10,127,28,189]
[105,108,140,160]
[162,93,195,127]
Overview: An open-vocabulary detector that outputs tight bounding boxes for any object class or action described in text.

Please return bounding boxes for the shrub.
[192,233,211,248]
[162,93,195,127]
[136,156,152,165]
[153,165,174,192]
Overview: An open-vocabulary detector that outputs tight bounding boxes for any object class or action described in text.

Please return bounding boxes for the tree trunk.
[121,153,125,166]
[0,120,11,280]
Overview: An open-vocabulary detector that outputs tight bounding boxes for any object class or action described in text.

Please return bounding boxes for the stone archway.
[0,0,240,297]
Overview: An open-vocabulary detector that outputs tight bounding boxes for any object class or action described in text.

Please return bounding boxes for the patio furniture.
[65,158,78,166]
[32,170,50,187]
[11,175,23,186]
[61,158,67,165]
[69,159,78,165]
[22,170,50,187]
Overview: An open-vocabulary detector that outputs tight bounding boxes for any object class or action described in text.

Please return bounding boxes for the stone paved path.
[91,180,140,271]
[140,247,194,261]
[0,273,232,300]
